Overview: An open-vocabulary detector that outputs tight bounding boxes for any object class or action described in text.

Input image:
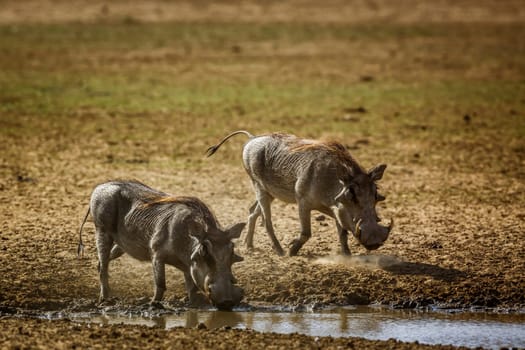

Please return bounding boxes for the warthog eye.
[190,244,215,266]
[348,186,357,202]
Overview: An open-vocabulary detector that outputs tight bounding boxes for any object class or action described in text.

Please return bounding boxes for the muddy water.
[56,307,525,350]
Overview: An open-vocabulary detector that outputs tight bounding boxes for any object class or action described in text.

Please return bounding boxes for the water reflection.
[183,310,244,329]
[70,307,525,350]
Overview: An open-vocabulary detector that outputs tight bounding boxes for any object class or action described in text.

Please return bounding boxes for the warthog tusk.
[388,218,394,232]
[355,219,362,240]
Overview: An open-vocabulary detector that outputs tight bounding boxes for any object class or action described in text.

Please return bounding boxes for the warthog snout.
[363,243,382,251]
[208,282,244,311]
[357,219,394,251]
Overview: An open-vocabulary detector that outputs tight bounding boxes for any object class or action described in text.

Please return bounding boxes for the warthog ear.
[368,164,387,181]
[225,222,246,239]
[232,253,244,263]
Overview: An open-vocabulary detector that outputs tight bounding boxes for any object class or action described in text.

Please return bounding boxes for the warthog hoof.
[97,297,115,307]
[149,300,164,309]
[289,239,304,256]
[274,244,285,256]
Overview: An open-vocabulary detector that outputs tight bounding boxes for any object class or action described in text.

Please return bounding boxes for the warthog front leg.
[336,222,351,255]
[184,273,208,307]
[289,202,312,256]
[95,228,113,303]
[151,254,166,303]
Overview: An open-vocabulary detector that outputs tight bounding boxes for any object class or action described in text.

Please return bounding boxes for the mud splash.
[313,254,404,269]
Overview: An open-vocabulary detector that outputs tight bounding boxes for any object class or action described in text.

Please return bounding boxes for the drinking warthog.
[78,180,245,310]
[206,131,393,256]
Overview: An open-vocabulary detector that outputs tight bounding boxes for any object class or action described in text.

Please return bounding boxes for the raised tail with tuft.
[205,130,254,157]
[77,206,90,258]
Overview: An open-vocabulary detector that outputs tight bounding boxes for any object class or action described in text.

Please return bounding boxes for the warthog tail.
[206,130,254,157]
[77,206,90,258]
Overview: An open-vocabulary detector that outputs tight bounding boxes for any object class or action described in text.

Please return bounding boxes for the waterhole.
[39,306,525,350]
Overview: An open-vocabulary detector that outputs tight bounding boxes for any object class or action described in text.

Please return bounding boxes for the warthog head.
[333,164,393,250]
[189,222,245,310]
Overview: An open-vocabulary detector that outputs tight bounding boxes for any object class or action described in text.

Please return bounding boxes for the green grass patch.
[1,20,523,174]
[0,21,447,51]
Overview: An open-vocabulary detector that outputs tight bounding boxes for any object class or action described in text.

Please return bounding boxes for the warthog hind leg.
[245,201,262,249]
[95,228,113,303]
[257,191,284,256]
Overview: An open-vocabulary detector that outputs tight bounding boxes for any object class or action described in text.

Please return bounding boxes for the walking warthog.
[78,180,245,310]
[206,131,393,256]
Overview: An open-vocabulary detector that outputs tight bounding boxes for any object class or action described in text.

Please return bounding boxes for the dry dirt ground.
[1,1,524,349]
[0,318,470,350]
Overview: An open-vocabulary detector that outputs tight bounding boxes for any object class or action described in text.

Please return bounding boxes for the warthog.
[78,180,245,310]
[206,131,393,256]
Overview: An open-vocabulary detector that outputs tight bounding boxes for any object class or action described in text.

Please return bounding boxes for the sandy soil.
[1,1,524,349]
[0,0,524,24]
